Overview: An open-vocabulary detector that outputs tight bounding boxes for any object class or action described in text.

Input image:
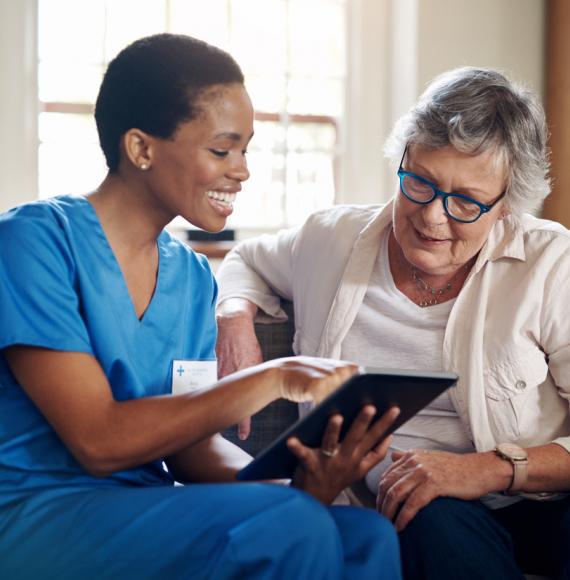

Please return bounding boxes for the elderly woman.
[216,67,570,580]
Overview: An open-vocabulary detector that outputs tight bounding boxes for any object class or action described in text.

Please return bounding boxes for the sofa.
[221,300,299,457]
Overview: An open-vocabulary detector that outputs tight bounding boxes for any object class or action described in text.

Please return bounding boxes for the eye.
[209,149,229,158]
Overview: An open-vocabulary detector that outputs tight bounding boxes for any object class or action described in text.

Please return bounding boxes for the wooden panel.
[543,0,570,227]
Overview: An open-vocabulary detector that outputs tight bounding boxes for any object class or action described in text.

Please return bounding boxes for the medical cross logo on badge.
[171,360,218,396]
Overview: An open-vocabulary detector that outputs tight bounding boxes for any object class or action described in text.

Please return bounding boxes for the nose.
[227,154,250,183]
[421,195,449,225]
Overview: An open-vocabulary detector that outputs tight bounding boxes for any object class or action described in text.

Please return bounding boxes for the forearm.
[524,443,570,492]
[85,365,282,476]
[166,434,252,483]
[6,347,281,478]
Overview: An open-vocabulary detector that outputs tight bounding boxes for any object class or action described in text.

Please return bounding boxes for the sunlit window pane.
[104,0,167,61]
[289,0,345,78]
[246,76,287,113]
[285,151,335,223]
[287,123,336,151]
[251,120,286,152]
[230,0,287,76]
[39,113,99,145]
[230,151,286,228]
[39,0,106,64]
[39,62,104,104]
[39,143,107,198]
[169,0,230,48]
[287,77,344,116]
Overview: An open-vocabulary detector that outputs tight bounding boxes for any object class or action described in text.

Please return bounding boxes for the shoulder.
[303,204,385,233]
[519,214,570,261]
[0,196,82,260]
[159,229,216,287]
[301,205,385,241]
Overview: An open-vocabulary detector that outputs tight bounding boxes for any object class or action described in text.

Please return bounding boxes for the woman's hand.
[216,299,263,379]
[287,405,400,504]
[216,299,263,439]
[267,356,359,404]
[377,449,501,532]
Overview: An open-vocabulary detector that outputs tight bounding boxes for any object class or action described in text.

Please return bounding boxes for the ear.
[499,207,511,220]
[123,129,154,171]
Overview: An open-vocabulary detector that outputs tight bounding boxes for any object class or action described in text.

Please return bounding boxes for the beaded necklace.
[410,263,471,307]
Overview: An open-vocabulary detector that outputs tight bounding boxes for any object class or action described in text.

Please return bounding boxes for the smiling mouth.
[206,190,237,208]
[416,229,449,242]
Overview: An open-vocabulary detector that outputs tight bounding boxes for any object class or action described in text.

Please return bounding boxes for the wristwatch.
[494,443,528,493]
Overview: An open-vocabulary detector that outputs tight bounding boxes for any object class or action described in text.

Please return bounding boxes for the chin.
[199,220,227,234]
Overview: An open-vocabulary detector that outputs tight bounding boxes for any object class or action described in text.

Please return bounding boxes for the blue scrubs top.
[0,195,217,505]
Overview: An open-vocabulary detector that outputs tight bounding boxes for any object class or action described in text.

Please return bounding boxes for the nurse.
[0,34,401,579]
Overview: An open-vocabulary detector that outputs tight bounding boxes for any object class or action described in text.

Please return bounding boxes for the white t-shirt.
[340,227,476,493]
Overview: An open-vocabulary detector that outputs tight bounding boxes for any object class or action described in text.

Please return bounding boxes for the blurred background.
[1,0,568,241]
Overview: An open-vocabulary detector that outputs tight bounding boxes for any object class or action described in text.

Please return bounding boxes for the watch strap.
[494,444,528,493]
[509,456,528,492]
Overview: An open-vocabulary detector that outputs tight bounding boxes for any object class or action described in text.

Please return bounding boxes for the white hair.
[384,67,550,215]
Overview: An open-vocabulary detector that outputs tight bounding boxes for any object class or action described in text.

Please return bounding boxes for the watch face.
[497,443,527,460]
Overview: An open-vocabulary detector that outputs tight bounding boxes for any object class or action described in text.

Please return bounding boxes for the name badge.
[172,360,218,395]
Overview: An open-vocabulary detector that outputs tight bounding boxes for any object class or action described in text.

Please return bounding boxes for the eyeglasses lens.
[402,175,433,201]
[446,197,481,221]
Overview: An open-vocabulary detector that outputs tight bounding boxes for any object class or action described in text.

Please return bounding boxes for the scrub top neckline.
[78,195,167,325]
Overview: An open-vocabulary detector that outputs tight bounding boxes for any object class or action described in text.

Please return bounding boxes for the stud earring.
[140,163,149,171]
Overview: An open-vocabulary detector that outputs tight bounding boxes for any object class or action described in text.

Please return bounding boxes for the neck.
[87,173,171,253]
[388,230,475,307]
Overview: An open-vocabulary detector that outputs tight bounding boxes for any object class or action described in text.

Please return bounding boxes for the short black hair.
[95,33,245,172]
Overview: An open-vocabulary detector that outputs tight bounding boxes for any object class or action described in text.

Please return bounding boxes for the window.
[38,0,347,230]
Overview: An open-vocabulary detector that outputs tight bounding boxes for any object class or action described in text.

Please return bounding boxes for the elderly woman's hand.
[287,405,400,504]
[216,298,263,439]
[377,449,500,532]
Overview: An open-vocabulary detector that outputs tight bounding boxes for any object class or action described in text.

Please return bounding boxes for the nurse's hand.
[287,405,400,504]
[268,356,358,404]
[216,298,263,440]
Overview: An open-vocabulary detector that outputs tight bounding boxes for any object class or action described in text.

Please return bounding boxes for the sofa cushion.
[221,301,299,457]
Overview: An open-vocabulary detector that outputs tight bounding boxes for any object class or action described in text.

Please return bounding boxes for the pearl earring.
[140,163,149,171]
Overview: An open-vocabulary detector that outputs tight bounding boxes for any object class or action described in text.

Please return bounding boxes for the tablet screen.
[236,368,458,481]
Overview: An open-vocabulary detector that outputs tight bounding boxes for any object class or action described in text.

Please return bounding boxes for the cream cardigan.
[217,201,570,462]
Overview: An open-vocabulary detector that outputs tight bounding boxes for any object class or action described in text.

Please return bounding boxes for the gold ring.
[320,448,338,458]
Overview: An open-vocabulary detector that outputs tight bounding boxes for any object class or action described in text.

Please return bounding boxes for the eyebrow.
[410,160,489,197]
[213,131,255,142]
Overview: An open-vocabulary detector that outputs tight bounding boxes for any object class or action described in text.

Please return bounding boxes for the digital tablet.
[236,368,458,481]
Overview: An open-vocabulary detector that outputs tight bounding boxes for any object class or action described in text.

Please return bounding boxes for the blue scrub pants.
[399,496,570,580]
[0,483,401,580]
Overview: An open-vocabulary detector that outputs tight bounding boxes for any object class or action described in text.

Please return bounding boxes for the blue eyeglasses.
[397,146,506,223]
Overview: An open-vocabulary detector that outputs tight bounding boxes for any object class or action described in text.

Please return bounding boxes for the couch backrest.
[221,300,300,457]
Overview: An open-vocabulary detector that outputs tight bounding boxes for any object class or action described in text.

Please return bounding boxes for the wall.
[416,0,544,97]
[0,0,38,213]
[543,0,570,227]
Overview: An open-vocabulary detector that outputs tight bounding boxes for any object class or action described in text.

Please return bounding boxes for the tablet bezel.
[236,368,458,481]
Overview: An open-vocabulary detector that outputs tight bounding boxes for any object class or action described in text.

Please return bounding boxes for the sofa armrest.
[221,300,299,457]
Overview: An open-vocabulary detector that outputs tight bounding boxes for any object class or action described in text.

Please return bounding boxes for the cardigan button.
[515,380,526,390]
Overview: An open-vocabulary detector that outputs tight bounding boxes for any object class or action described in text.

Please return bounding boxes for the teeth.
[206,190,236,205]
